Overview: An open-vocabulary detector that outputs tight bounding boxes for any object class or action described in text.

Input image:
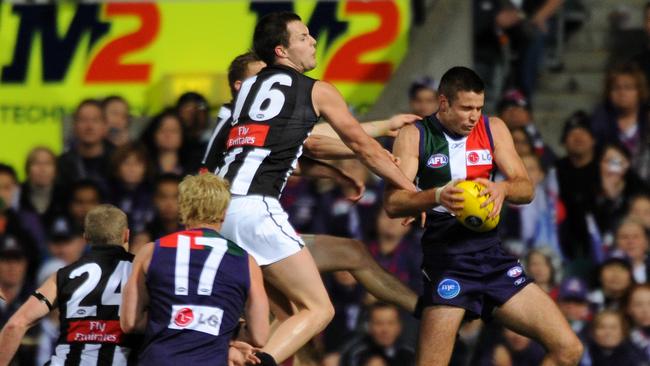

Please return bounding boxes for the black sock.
[252,352,277,366]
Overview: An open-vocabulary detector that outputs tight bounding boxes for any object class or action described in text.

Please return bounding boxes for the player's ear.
[275,44,287,59]
[234,80,243,93]
[439,95,449,112]
[123,229,130,245]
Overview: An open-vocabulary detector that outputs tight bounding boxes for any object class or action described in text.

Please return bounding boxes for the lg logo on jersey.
[169,304,225,336]
[466,150,492,166]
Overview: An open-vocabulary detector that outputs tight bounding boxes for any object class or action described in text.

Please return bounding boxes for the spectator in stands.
[407,76,438,118]
[523,248,559,295]
[338,302,415,366]
[591,63,650,182]
[502,153,562,258]
[627,284,650,360]
[132,173,183,252]
[18,147,63,253]
[0,237,32,327]
[629,194,650,229]
[588,309,648,365]
[315,159,382,241]
[140,108,190,176]
[176,91,211,159]
[631,2,650,90]
[367,210,421,293]
[66,179,103,234]
[108,143,154,235]
[0,236,36,365]
[594,143,649,246]
[556,111,600,263]
[43,216,85,265]
[19,147,60,219]
[102,95,131,147]
[0,165,40,278]
[57,99,113,194]
[497,89,556,167]
[473,0,523,112]
[557,277,591,341]
[590,250,636,312]
[614,217,650,283]
[492,328,546,366]
[322,271,366,364]
[280,176,320,234]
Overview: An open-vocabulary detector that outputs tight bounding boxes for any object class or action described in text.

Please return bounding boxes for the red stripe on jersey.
[227,124,270,148]
[66,320,123,343]
[159,231,205,249]
[465,116,494,180]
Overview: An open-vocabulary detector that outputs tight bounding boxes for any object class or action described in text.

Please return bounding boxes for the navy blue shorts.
[421,244,531,320]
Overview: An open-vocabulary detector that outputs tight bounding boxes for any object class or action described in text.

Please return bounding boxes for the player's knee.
[311,300,335,331]
[550,334,583,365]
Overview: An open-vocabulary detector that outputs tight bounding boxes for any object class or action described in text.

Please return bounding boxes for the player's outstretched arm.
[121,243,152,333]
[303,134,356,159]
[294,156,365,202]
[313,81,416,192]
[476,117,534,218]
[243,255,269,348]
[312,113,421,138]
[0,274,56,365]
[383,125,464,218]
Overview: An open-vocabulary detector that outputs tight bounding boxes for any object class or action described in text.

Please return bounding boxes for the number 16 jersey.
[216,64,319,198]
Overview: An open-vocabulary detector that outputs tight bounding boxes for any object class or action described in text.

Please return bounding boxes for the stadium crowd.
[2,1,650,365]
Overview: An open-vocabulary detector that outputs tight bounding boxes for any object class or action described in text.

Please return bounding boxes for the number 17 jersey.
[139,228,250,366]
[217,64,319,198]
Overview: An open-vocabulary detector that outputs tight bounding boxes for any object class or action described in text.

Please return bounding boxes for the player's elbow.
[120,310,138,333]
[248,326,269,348]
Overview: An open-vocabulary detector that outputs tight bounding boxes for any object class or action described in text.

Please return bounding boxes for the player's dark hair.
[228,52,262,98]
[253,12,302,65]
[438,66,485,105]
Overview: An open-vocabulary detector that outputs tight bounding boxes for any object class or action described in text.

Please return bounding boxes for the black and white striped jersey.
[52,245,134,366]
[204,64,319,198]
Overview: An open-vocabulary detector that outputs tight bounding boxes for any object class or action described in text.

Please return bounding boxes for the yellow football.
[454,180,500,232]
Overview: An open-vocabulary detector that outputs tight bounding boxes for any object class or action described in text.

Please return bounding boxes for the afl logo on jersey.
[507,266,523,278]
[437,278,461,299]
[174,307,194,327]
[427,154,448,168]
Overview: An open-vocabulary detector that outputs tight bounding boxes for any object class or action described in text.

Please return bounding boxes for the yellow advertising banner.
[0,1,410,178]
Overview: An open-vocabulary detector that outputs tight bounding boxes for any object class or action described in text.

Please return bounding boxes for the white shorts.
[221,195,304,266]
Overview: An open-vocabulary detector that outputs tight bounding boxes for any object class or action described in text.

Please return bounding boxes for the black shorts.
[421,244,531,320]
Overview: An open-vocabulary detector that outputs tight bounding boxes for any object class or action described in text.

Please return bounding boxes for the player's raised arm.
[311,113,421,138]
[475,116,534,218]
[243,255,269,348]
[121,242,152,333]
[383,124,464,218]
[313,81,416,192]
[0,274,57,365]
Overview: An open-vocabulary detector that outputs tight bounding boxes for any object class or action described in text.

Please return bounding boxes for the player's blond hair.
[84,204,128,245]
[178,173,231,227]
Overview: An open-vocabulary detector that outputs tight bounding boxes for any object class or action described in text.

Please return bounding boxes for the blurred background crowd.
[2,0,650,365]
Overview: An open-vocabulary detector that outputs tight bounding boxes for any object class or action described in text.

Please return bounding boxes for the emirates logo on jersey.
[227,124,270,148]
[174,307,194,327]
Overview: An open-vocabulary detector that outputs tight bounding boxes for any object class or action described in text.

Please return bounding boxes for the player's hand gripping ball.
[454,180,500,232]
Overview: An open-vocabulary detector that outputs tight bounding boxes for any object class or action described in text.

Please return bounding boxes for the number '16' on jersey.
[217,64,319,198]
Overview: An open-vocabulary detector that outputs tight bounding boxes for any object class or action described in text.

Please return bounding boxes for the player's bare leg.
[302,234,417,313]
[416,306,465,366]
[493,283,583,365]
[261,248,334,363]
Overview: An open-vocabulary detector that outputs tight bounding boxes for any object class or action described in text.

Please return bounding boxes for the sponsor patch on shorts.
[507,266,523,278]
[437,278,461,299]
[514,277,527,286]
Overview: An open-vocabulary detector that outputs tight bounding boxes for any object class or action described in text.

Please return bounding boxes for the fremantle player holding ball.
[384,66,583,366]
